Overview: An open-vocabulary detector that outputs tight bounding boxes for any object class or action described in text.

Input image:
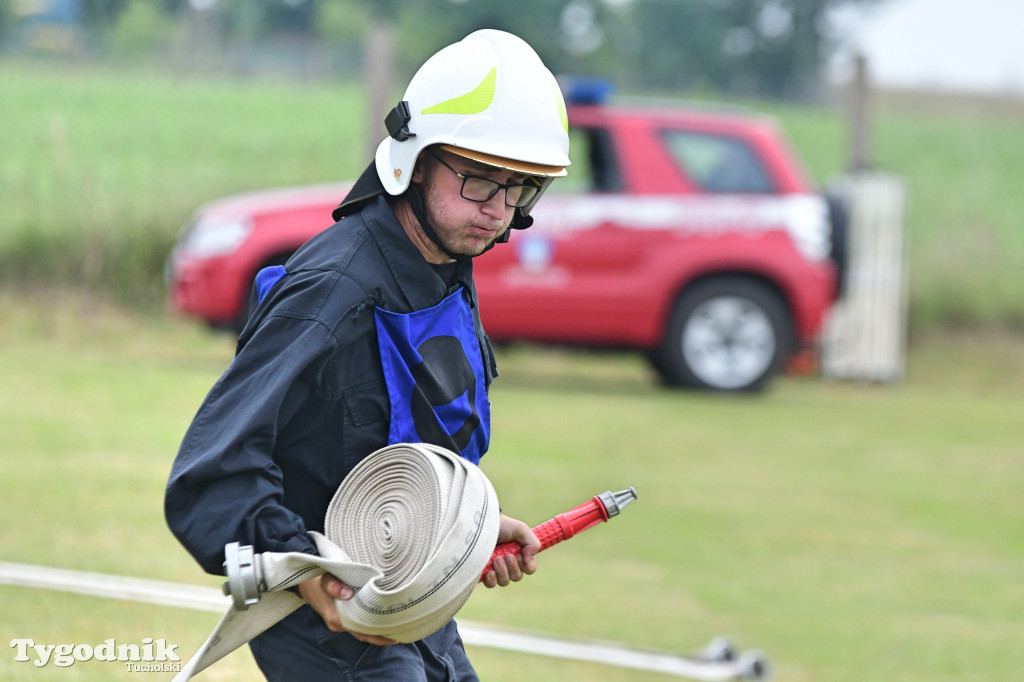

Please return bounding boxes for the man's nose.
[479,188,509,217]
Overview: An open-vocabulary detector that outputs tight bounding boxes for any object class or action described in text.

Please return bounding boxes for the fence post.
[847,53,872,173]
[364,20,395,161]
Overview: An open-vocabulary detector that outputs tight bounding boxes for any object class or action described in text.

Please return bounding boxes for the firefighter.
[166,29,570,681]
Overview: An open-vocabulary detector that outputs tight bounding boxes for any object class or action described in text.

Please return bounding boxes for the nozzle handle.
[480,487,637,582]
[484,515,571,571]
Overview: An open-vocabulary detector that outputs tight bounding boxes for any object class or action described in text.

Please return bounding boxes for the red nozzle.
[480,487,637,582]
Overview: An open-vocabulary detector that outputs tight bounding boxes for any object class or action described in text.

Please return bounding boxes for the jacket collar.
[333,163,385,222]
[357,190,476,312]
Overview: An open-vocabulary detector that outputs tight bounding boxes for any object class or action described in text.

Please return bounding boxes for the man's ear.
[411,151,429,184]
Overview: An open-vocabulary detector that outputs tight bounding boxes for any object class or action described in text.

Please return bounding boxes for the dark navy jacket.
[165,184,497,575]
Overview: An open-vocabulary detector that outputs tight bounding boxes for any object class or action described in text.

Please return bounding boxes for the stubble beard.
[421,185,505,261]
[424,209,497,259]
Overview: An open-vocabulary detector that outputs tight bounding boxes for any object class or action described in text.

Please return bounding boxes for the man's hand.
[297,574,397,646]
[481,513,540,589]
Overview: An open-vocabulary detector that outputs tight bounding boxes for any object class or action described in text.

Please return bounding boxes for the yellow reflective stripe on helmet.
[422,68,497,115]
[556,82,568,132]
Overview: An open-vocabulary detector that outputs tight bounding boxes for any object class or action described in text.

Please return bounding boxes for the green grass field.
[2,61,1024,328]
[1,289,1022,681]
[0,62,366,305]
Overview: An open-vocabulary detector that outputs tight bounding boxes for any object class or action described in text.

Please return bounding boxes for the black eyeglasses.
[428,150,540,208]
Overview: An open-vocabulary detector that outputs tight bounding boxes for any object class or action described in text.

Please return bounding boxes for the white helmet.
[375,29,570,216]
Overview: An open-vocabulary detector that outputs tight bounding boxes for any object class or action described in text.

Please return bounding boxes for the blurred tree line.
[3,0,883,99]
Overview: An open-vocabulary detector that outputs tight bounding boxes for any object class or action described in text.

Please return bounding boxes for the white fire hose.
[173,442,501,681]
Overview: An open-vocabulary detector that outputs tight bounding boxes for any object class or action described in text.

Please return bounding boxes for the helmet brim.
[438,144,567,178]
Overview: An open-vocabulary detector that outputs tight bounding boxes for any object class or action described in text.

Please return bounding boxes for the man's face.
[415,149,529,259]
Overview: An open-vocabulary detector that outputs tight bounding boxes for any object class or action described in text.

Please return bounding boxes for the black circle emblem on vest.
[409,335,480,452]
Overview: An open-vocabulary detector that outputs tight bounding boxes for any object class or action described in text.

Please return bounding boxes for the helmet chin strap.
[407,183,468,261]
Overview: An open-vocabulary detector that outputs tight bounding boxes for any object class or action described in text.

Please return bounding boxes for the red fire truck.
[167,92,845,392]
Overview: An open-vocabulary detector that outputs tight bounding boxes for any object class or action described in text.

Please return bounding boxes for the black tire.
[826,191,850,299]
[650,277,792,392]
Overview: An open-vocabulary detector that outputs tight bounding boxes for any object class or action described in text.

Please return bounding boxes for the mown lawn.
[1,289,1022,681]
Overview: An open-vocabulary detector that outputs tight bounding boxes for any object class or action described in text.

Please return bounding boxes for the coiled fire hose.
[173,443,499,680]
[173,442,636,681]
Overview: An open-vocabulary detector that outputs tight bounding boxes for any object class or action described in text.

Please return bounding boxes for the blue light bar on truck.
[561,77,614,105]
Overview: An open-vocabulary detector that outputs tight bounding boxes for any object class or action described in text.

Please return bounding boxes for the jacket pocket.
[339,380,389,470]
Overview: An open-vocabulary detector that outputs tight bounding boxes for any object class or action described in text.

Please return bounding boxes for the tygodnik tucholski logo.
[10,638,181,671]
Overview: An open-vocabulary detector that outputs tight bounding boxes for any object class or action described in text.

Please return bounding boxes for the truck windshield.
[661,131,774,194]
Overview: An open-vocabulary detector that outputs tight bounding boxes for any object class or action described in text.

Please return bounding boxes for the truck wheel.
[652,278,791,392]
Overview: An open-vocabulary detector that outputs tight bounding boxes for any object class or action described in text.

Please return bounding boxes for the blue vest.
[375,289,490,464]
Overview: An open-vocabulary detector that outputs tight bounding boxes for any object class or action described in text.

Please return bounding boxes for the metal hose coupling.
[221,542,264,611]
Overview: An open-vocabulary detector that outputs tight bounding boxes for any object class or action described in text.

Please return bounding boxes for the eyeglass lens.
[461,177,538,208]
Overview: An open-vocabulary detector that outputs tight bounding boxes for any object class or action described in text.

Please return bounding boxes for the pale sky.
[827,0,1024,94]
